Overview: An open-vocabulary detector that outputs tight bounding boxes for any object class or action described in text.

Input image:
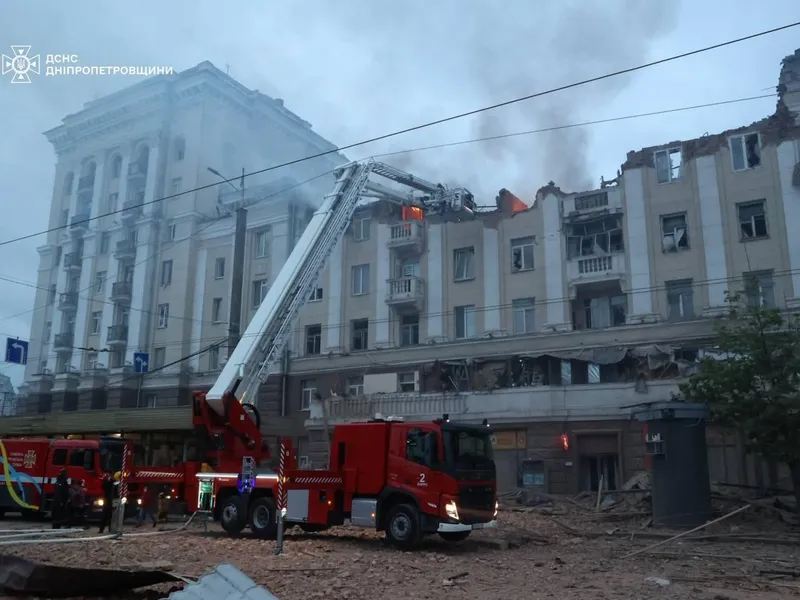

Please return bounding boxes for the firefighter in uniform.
[97,470,116,533]
[51,469,69,529]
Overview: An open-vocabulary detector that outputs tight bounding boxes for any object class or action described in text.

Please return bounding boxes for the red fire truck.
[56,161,498,549]
[0,436,136,521]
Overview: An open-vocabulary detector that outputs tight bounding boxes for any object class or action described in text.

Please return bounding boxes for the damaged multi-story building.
[4,48,799,494]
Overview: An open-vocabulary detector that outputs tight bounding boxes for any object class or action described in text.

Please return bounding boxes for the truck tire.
[219,495,248,536]
[248,497,277,539]
[438,530,471,543]
[384,504,423,550]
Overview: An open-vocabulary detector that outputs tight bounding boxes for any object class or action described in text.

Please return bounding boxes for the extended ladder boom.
[204,159,477,416]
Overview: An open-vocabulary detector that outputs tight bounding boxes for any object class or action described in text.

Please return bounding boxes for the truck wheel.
[385,504,423,550]
[438,530,471,542]
[248,497,277,539]
[220,495,248,536]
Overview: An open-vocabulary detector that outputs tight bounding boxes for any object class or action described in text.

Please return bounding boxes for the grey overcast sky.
[0,1,798,388]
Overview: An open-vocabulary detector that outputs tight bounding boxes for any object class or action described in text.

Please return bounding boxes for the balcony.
[387,221,425,255]
[77,175,95,191]
[110,281,133,303]
[121,197,143,221]
[62,252,82,272]
[385,276,425,311]
[127,163,147,180]
[567,253,626,285]
[57,292,78,312]
[53,332,74,353]
[114,239,136,260]
[308,393,466,425]
[69,212,90,232]
[106,325,128,347]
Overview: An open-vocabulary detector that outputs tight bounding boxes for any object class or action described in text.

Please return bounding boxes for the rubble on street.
[1,487,800,600]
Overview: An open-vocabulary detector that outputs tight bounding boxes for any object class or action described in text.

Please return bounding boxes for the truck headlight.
[137,498,142,506]
[445,500,459,521]
[94,498,104,507]
[494,500,499,517]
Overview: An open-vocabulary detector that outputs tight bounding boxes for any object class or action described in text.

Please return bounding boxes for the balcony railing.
[53,332,74,351]
[57,292,78,311]
[69,212,90,230]
[309,393,466,423]
[127,163,147,178]
[114,239,136,259]
[567,253,626,283]
[110,281,133,302]
[106,325,128,345]
[77,175,95,191]
[63,252,82,271]
[121,197,143,220]
[385,276,425,310]
[387,221,424,253]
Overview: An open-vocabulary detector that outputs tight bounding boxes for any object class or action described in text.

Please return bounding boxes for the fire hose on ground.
[0,510,205,546]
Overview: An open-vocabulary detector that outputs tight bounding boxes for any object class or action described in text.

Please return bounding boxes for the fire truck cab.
[208,416,497,549]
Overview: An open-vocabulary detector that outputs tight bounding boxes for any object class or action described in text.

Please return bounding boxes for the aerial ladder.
[194,159,477,458]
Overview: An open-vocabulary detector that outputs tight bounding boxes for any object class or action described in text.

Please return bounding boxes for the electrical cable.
[20,266,800,367]
[0,90,778,332]
[0,21,795,248]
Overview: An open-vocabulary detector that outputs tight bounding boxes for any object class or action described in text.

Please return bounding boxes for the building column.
[141,141,160,217]
[72,160,105,371]
[778,141,800,308]
[482,226,504,335]
[374,223,391,347]
[269,221,290,359]
[425,223,445,342]
[47,174,81,373]
[99,153,130,358]
[189,247,208,372]
[125,221,157,365]
[696,155,729,315]
[622,168,658,323]
[541,194,571,332]
[324,239,343,352]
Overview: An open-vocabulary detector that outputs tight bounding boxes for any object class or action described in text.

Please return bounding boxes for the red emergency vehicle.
[0,436,133,521]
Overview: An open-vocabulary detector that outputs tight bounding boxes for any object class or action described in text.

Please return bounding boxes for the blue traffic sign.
[133,352,149,373]
[5,338,28,366]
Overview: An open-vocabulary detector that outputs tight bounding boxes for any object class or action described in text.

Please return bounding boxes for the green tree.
[676,290,800,510]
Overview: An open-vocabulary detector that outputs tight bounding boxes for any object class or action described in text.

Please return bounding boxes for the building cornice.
[36,244,54,256]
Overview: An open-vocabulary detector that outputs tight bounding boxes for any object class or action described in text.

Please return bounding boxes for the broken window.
[660,213,689,252]
[574,192,608,211]
[455,305,476,339]
[730,133,761,172]
[666,279,694,319]
[566,215,624,259]
[453,247,475,281]
[737,201,768,240]
[511,236,534,271]
[654,148,682,184]
[743,270,775,308]
[582,295,627,329]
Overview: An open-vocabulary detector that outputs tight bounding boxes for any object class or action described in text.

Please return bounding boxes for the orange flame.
[402,206,424,221]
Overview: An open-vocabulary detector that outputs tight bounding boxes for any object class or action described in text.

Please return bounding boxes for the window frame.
[510,237,534,272]
[309,287,323,302]
[453,247,475,282]
[350,318,369,351]
[211,297,223,323]
[454,305,476,339]
[160,259,173,286]
[214,257,225,279]
[352,216,371,241]
[512,298,535,334]
[397,371,416,392]
[90,311,102,335]
[729,133,762,172]
[157,303,169,329]
[152,346,166,369]
[654,147,682,184]
[252,279,269,309]
[305,324,322,356]
[737,201,769,241]
[300,379,317,411]
[94,271,106,295]
[743,270,775,308]
[347,375,364,396]
[254,230,270,259]
[665,279,694,320]
[351,264,370,296]
[660,212,690,252]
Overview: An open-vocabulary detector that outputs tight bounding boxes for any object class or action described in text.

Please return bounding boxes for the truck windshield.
[99,441,125,473]
[442,429,494,470]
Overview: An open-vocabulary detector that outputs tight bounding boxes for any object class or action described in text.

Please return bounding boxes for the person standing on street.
[135,485,157,528]
[97,470,115,534]
[51,469,69,529]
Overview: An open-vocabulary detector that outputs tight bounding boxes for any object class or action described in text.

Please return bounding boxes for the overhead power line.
[0,21,796,248]
[21,267,800,365]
